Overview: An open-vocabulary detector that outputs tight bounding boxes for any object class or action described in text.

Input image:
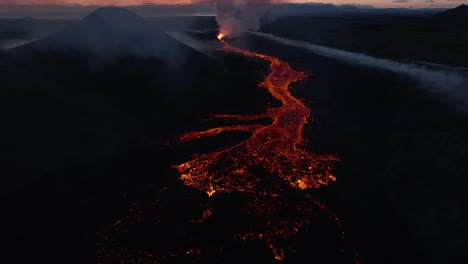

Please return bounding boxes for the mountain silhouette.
[433,4,468,22]
[439,4,468,16]
[0,6,270,192]
[14,7,208,64]
[1,8,216,184]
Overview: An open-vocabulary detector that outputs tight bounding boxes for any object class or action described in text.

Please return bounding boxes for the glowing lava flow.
[174,34,338,197]
[95,35,355,264]
[170,34,340,261]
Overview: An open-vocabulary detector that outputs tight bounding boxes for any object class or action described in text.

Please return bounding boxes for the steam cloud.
[210,0,281,38]
[252,32,468,111]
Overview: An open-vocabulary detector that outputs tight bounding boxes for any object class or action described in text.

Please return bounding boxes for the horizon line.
[0,3,456,9]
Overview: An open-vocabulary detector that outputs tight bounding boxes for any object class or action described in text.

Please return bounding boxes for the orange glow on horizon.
[1,0,465,8]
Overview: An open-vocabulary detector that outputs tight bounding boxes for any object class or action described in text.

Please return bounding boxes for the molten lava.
[174,40,338,196]
[95,35,355,263]
[171,38,340,260]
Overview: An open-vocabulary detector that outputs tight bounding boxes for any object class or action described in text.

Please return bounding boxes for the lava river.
[170,35,341,260]
[96,35,354,263]
[174,35,338,196]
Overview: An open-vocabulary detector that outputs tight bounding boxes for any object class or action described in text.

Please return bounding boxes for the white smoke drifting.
[252,32,468,112]
[211,0,281,38]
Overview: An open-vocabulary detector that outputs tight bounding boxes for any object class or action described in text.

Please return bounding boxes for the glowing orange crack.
[178,125,265,143]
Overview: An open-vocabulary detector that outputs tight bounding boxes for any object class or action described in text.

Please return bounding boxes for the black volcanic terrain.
[261,5,468,67]
[1,7,274,184]
[1,5,467,264]
[1,9,277,262]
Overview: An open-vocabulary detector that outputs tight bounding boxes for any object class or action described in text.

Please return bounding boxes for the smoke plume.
[210,0,280,38]
[253,32,468,111]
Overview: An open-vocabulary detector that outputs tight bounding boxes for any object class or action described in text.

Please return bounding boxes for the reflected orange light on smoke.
[172,35,339,261]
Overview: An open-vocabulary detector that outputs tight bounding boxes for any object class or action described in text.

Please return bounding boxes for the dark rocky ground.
[1,8,467,264]
[260,7,468,68]
[229,34,468,264]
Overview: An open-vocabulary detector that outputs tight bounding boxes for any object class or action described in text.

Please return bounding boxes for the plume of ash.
[211,0,281,38]
[253,32,468,111]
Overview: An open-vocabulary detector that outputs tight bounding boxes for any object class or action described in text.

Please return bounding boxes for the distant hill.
[0,7,270,189]
[438,4,468,17]
[14,7,208,64]
[433,4,468,22]
[1,7,217,184]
